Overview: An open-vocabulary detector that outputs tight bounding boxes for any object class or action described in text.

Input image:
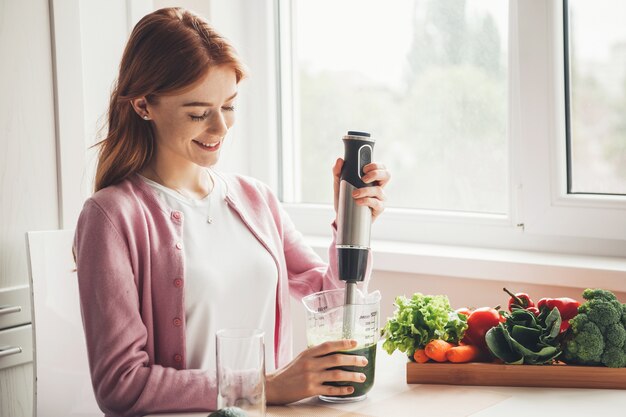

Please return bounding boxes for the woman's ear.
[130,97,151,120]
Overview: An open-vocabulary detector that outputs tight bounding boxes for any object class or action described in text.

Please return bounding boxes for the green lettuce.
[382,293,468,359]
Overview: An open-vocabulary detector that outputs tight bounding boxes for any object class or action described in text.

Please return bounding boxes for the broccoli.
[562,288,626,368]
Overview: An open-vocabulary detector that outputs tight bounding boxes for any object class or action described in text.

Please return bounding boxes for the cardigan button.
[172,211,182,220]
[175,242,183,250]
[174,354,183,363]
[173,278,183,288]
[173,317,182,327]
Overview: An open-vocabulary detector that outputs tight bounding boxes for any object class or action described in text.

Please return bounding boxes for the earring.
[143,115,150,120]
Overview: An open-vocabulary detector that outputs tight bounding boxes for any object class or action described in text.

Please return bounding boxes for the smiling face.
[145,65,238,169]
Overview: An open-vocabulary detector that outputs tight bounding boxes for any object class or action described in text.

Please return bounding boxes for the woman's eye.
[190,112,209,122]
[222,105,235,112]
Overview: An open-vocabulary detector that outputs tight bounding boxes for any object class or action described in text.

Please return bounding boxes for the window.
[227,0,625,257]
[565,0,626,195]
[284,0,509,215]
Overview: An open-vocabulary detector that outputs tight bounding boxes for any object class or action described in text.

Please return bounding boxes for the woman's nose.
[207,110,229,137]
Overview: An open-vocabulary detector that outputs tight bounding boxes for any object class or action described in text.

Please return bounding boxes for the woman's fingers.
[356,196,384,211]
[362,163,391,187]
[266,340,368,404]
[306,341,368,369]
[357,163,389,221]
[333,158,344,180]
[319,369,366,384]
[352,181,386,220]
[320,385,355,397]
[308,339,357,358]
[318,352,369,370]
[352,186,385,201]
[332,159,390,222]
[332,158,344,212]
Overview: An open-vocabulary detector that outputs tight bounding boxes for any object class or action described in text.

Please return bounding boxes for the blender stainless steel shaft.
[337,131,375,339]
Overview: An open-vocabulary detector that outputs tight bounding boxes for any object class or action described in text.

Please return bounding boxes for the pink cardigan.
[74,173,348,416]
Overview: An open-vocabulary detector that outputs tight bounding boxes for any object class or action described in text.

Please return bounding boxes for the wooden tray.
[407,361,626,390]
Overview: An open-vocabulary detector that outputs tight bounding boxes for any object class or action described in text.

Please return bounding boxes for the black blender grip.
[341,131,375,189]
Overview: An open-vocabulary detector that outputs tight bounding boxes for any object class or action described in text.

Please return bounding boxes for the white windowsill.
[305,236,626,293]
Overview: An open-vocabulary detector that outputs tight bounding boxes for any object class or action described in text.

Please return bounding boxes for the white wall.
[0,0,59,415]
[79,1,129,200]
[0,0,59,286]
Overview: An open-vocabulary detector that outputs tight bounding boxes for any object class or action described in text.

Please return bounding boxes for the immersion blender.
[337,131,375,340]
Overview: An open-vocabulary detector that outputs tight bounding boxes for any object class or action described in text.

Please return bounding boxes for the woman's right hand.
[265,339,368,405]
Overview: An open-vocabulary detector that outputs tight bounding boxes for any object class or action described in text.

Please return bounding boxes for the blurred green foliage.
[295,0,626,207]
[297,0,508,212]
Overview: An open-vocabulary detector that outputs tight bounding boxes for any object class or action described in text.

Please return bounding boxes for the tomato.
[463,307,502,352]
[455,307,472,317]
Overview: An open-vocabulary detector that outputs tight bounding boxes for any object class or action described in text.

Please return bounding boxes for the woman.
[74,7,390,416]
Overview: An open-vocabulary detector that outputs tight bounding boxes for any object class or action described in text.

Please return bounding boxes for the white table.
[148,344,626,417]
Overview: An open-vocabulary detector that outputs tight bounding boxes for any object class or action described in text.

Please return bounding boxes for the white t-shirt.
[140,170,278,372]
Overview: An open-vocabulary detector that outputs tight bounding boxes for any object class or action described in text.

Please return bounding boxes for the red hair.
[94,7,247,192]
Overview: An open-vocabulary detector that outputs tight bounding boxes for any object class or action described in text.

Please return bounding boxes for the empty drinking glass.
[216,328,266,417]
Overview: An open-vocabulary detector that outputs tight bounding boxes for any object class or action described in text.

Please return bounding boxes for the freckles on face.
[149,66,238,166]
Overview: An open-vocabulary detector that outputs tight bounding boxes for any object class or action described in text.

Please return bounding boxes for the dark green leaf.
[486,325,523,364]
[486,316,562,365]
[510,325,541,347]
[508,334,561,364]
[508,309,538,329]
[541,307,562,343]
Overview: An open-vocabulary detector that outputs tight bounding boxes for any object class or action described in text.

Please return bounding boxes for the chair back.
[27,230,100,416]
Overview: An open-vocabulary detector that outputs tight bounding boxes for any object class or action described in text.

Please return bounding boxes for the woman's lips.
[193,139,221,152]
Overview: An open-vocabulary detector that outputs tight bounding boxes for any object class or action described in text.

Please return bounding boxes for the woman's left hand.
[332,158,391,222]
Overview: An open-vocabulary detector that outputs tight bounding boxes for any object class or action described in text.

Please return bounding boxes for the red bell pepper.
[537,297,580,332]
[526,306,540,315]
[503,288,535,311]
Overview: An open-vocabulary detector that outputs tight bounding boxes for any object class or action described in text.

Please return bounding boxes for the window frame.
[261,0,625,256]
[515,0,626,243]
[562,0,626,198]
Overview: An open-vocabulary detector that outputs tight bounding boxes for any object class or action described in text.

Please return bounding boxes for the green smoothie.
[322,343,377,399]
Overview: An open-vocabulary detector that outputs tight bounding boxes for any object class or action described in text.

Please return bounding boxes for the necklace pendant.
[207,216,213,224]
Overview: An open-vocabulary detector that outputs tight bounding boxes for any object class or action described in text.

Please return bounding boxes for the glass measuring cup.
[302,288,381,402]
